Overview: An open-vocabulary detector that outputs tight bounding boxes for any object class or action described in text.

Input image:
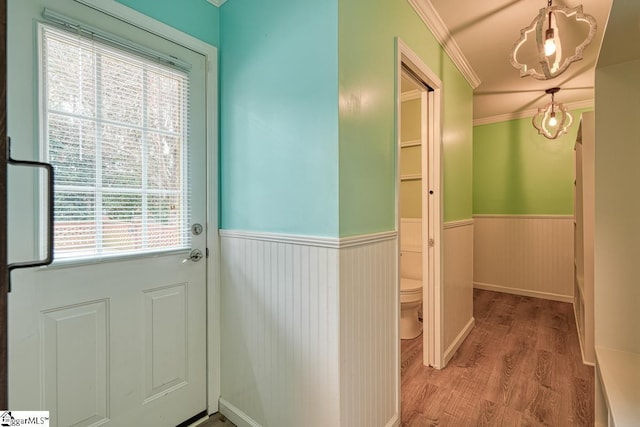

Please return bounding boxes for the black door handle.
[7,137,54,291]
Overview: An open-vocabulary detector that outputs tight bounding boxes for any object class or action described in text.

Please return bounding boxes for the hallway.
[401,289,593,426]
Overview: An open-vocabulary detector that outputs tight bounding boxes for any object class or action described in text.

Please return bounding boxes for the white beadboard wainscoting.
[219,230,398,427]
[339,238,398,427]
[443,220,475,364]
[473,215,574,302]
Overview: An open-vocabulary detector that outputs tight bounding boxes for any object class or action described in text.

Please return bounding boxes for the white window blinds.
[40,24,191,261]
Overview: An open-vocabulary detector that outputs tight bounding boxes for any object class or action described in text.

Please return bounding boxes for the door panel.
[42,300,109,426]
[7,1,207,425]
[144,283,188,403]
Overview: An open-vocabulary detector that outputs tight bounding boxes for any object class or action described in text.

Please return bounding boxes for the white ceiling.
[425,0,613,123]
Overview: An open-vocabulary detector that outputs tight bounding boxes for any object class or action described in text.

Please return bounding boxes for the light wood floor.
[401,289,594,426]
[196,289,593,427]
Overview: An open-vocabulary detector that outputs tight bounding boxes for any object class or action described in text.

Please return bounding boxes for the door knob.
[183,249,203,263]
[189,249,203,262]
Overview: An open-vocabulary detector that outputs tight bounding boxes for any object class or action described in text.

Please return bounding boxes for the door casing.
[396,38,444,370]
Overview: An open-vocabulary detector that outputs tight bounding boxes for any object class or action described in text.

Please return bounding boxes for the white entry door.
[7,1,208,426]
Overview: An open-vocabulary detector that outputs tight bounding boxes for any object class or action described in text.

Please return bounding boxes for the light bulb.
[544,28,556,56]
[548,112,558,127]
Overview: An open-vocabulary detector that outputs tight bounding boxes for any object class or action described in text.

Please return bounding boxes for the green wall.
[473,108,591,215]
[338,0,474,234]
[219,0,473,236]
[219,0,339,236]
[116,0,219,46]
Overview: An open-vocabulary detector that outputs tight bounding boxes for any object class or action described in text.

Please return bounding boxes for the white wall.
[594,59,640,354]
[219,231,398,427]
[443,220,475,363]
[594,24,640,424]
[219,233,341,426]
[339,238,398,427]
[473,215,574,302]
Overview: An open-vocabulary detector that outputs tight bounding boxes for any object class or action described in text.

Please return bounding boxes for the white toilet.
[400,249,423,339]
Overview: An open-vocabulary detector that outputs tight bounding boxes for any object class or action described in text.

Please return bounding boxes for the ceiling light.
[511,0,597,80]
[544,28,556,56]
[543,10,556,56]
[532,87,573,139]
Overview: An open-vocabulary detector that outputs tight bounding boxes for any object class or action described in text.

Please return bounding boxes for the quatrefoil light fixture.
[532,88,573,139]
[511,0,597,80]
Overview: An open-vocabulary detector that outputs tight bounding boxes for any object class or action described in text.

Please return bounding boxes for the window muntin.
[41,24,191,261]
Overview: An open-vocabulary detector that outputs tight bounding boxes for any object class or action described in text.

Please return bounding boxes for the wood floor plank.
[571,376,594,426]
[401,289,594,427]
[523,382,561,426]
[533,349,554,388]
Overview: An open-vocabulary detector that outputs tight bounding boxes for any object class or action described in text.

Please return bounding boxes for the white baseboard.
[219,398,262,427]
[443,317,475,366]
[384,414,400,427]
[474,282,573,303]
[188,414,212,427]
[573,302,596,366]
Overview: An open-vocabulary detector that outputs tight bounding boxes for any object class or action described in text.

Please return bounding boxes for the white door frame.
[396,38,444,369]
[74,0,221,413]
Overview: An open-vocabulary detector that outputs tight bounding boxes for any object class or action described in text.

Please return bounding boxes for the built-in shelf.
[400,174,421,181]
[400,139,421,148]
[596,346,640,427]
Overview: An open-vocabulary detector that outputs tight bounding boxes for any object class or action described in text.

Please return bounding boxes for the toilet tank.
[400,250,422,280]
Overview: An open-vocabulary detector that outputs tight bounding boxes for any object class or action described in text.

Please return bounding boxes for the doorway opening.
[396,39,443,370]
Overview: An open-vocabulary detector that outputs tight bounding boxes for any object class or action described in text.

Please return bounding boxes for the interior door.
[7,1,207,425]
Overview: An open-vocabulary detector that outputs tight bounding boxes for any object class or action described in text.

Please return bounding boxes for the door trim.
[396,38,444,369]
[73,0,220,413]
[1,0,8,409]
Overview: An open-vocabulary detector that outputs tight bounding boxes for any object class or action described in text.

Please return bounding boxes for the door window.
[40,24,191,261]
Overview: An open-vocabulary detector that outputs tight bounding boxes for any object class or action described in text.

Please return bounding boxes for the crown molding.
[207,0,227,7]
[473,99,594,126]
[407,0,481,89]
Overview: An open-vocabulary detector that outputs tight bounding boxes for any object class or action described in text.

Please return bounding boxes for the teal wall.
[473,108,591,215]
[219,0,339,236]
[116,0,219,46]
[117,0,341,236]
[338,0,474,235]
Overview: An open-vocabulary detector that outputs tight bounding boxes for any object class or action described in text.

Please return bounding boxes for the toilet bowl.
[400,277,423,339]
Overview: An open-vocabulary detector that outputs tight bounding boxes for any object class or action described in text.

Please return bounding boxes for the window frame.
[37,22,193,265]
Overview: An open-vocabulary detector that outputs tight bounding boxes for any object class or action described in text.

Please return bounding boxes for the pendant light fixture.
[532,88,573,139]
[510,0,597,80]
